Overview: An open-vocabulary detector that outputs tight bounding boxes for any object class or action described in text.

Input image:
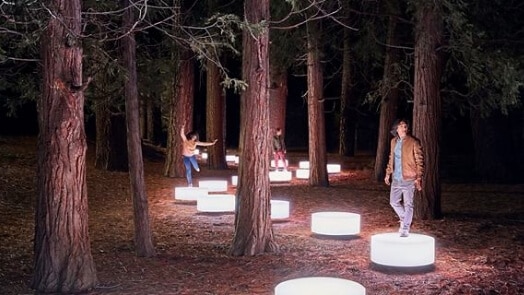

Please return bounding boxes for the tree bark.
[412,2,443,220]
[339,25,356,157]
[122,0,155,257]
[145,96,155,142]
[307,19,329,187]
[374,15,400,181]
[33,0,97,292]
[230,0,278,256]
[95,95,111,169]
[164,0,194,178]
[269,68,288,132]
[206,60,227,169]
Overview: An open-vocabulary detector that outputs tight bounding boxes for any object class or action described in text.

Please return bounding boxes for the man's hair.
[390,119,410,137]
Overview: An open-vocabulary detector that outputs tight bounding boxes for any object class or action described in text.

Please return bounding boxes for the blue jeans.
[389,179,415,229]
[183,155,199,185]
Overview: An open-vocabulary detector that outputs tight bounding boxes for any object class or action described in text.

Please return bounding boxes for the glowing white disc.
[370,233,435,267]
[295,169,309,179]
[271,200,290,219]
[275,277,366,295]
[198,180,228,193]
[327,164,341,173]
[298,161,310,169]
[196,194,236,212]
[311,212,361,235]
[269,170,292,182]
[174,187,208,201]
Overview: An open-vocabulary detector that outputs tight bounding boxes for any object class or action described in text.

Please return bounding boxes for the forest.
[0,0,523,294]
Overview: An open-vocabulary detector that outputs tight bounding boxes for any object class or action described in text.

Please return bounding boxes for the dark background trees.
[0,0,523,291]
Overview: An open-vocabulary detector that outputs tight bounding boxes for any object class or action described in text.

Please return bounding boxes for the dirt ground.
[1,136,523,295]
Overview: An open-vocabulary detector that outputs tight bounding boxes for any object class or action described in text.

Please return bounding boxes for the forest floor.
[0,136,523,295]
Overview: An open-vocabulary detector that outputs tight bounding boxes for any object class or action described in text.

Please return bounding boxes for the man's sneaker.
[188,183,193,187]
[398,221,404,233]
[400,229,409,237]
[195,168,200,172]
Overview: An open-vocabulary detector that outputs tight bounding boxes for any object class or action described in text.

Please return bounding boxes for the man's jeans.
[183,155,199,185]
[389,179,415,229]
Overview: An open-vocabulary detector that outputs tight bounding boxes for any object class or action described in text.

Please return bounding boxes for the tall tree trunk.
[230,0,278,256]
[95,96,111,169]
[269,68,288,132]
[164,0,194,178]
[95,102,129,172]
[374,15,400,181]
[146,98,154,141]
[33,0,97,292]
[339,26,356,156]
[412,2,443,220]
[206,60,227,169]
[307,19,329,187]
[139,95,146,139]
[122,0,155,257]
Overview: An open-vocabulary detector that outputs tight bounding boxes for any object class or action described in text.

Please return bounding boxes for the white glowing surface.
[225,154,236,162]
[198,180,228,192]
[271,159,289,168]
[269,170,292,182]
[371,233,435,267]
[275,277,366,295]
[271,200,290,219]
[197,194,236,212]
[234,155,240,164]
[327,164,341,173]
[295,169,309,179]
[311,212,361,235]
[193,149,200,155]
[298,161,310,169]
[201,152,208,160]
[174,187,208,201]
[231,175,238,186]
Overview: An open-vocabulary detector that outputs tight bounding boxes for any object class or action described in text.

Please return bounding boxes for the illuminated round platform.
[196,194,236,213]
[327,164,341,173]
[370,233,435,268]
[198,180,228,193]
[275,277,366,295]
[271,200,290,220]
[269,170,292,182]
[311,212,361,236]
[174,186,208,201]
[298,161,310,169]
[295,169,309,179]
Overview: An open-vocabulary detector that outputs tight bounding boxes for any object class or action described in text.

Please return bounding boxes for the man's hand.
[384,174,391,186]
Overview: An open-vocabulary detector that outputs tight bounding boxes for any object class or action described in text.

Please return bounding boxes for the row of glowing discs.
[175,183,435,267]
[194,150,342,178]
[175,183,289,218]
[176,181,434,295]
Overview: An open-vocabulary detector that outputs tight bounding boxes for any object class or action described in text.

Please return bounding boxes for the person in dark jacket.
[272,128,288,171]
[384,119,424,237]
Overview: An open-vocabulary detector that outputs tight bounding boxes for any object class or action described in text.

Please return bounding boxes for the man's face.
[396,121,408,137]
